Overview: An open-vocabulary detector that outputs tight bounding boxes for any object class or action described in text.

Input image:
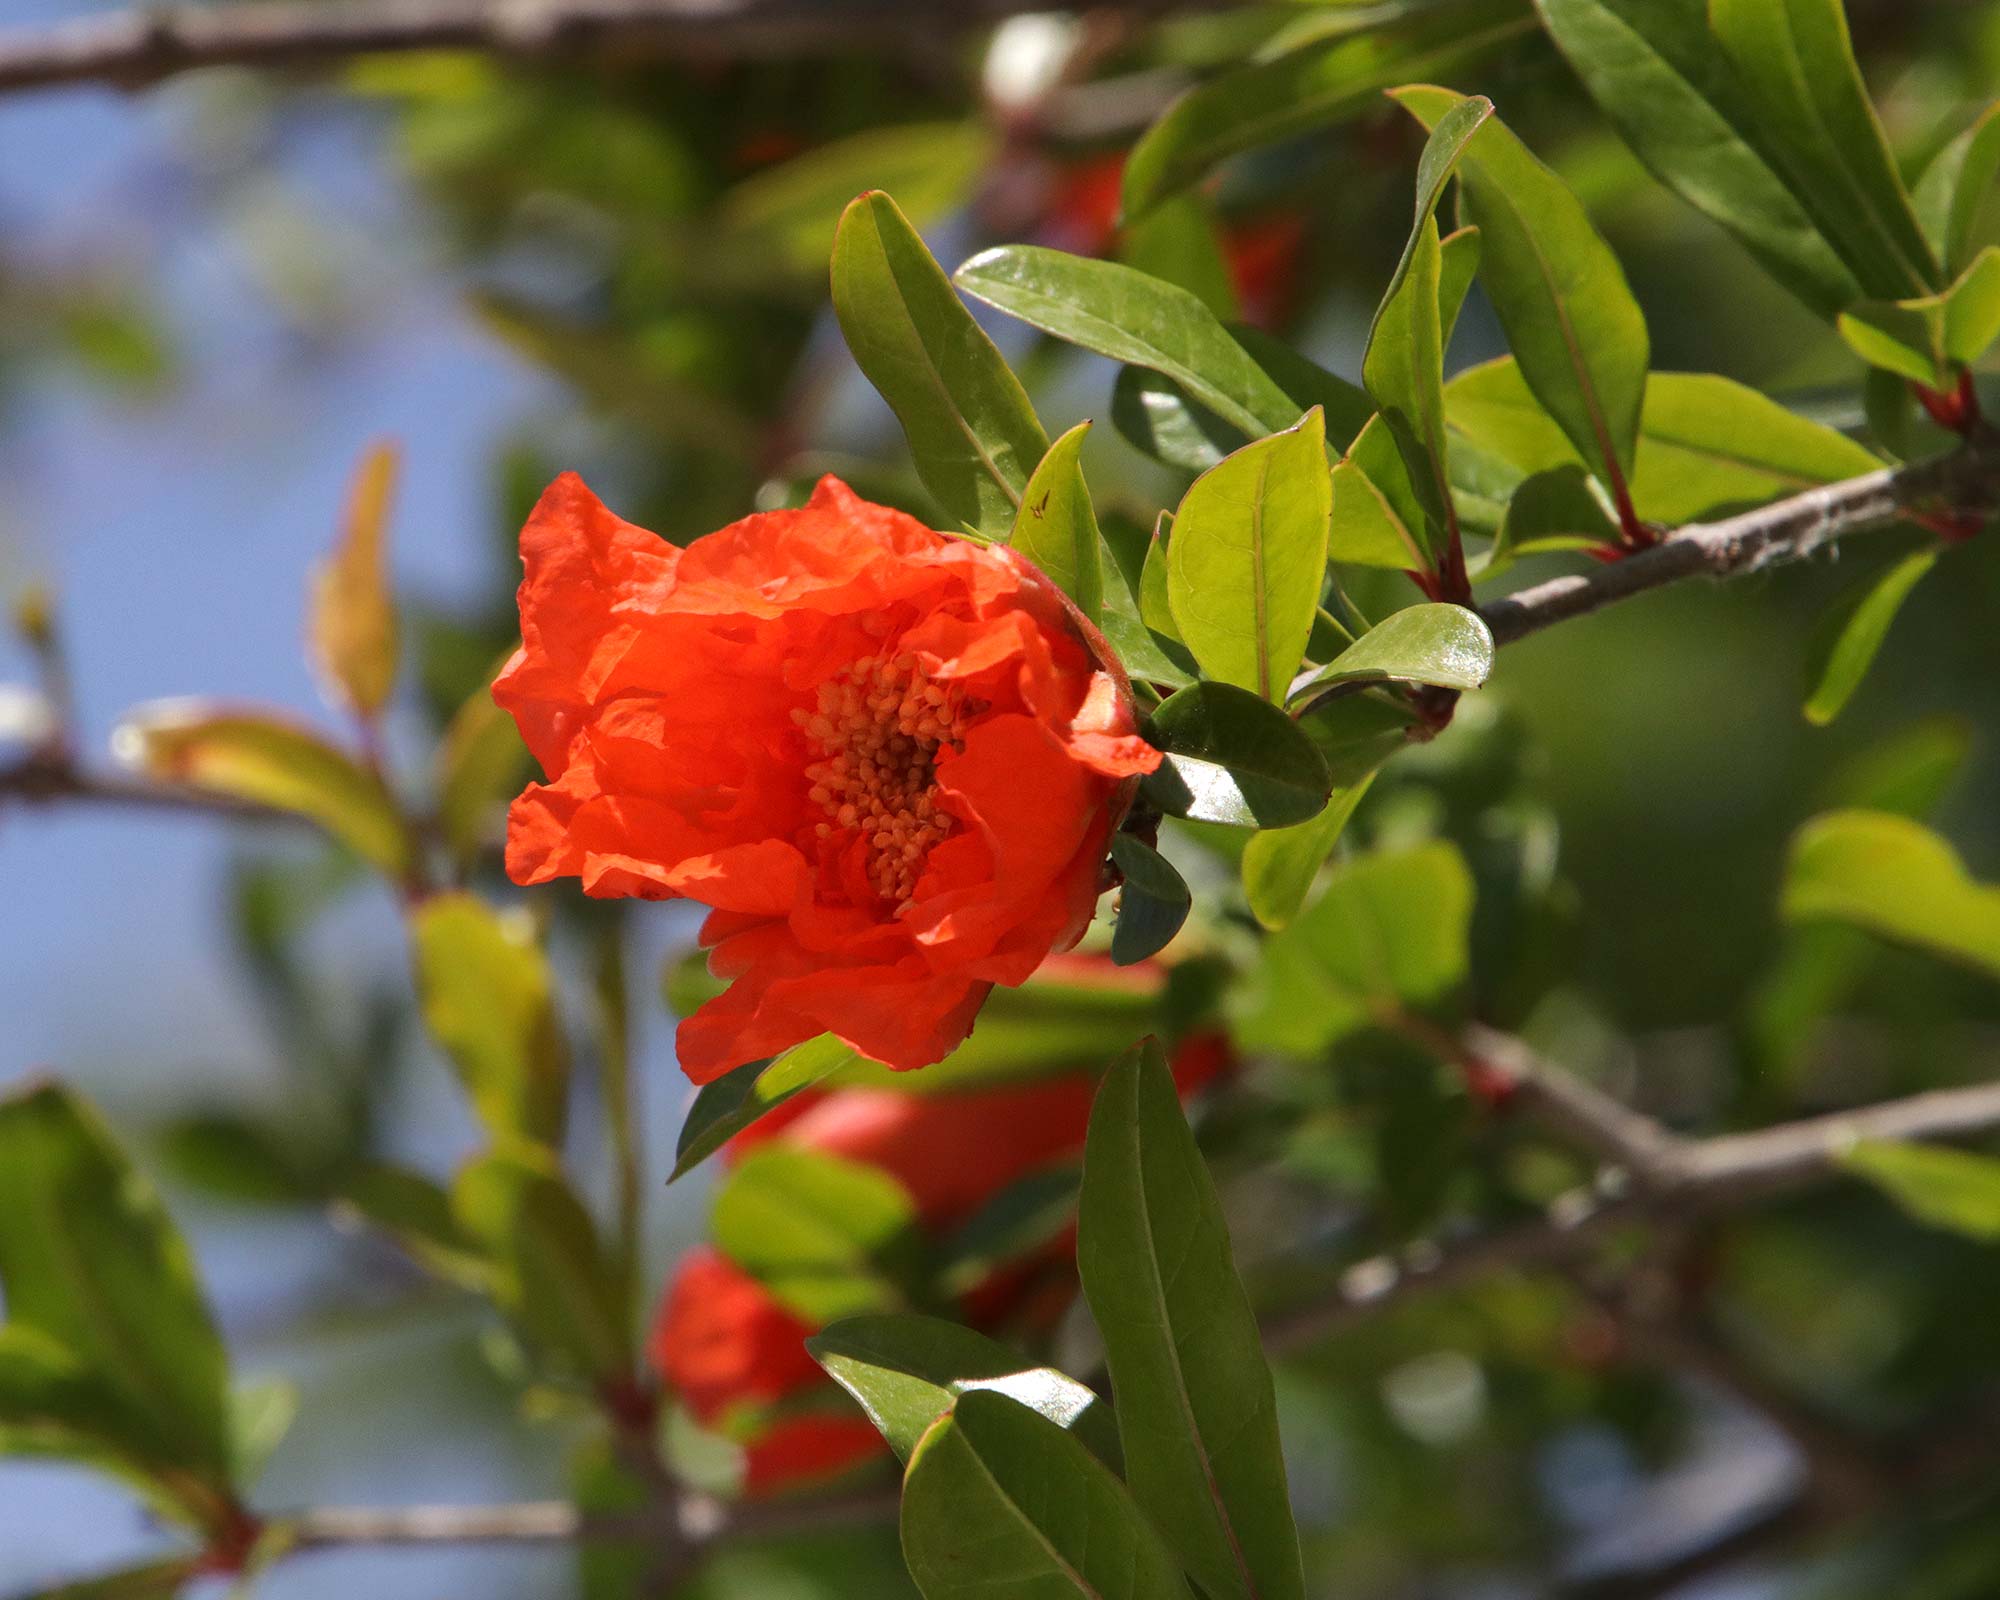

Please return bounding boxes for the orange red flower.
[495,474,1158,1082]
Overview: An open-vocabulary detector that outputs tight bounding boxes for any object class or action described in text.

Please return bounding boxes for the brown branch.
[1479,428,2000,647]
[0,0,1241,96]
[0,753,299,823]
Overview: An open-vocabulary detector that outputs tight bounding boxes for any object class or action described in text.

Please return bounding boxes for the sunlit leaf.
[1844,1140,2000,1241]
[1241,774,1377,931]
[1010,421,1104,624]
[1289,603,1493,702]
[670,1034,862,1182]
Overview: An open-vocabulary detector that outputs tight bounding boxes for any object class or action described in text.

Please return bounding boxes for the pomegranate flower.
[496,474,1158,1081]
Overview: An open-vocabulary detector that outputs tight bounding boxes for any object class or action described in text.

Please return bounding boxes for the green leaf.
[1533,0,1862,319]
[1709,0,1940,300]
[0,1325,195,1507]
[454,1151,629,1380]
[111,704,410,878]
[1079,1043,1305,1600]
[6,1556,204,1600]
[1446,358,1882,524]
[1843,1141,2000,1241]
[330,1162,491,1290]
[1289,603,1493,703]
[1112,366,1236,473]
[1141,681,1333,828]
[1913,102,2000,278]
[809,1314,1118,1464]
[1120,191,1239,321]
[411,893,568,1151]
[0,1085,233,1490]
[1167,408,1331,700]
[1803,548,1939,726]
[938,1167,1084,1298]
[1229,327,1375,453]
[1489,465,1619,569]
[1782,810,2000,981]
[1241,774,1377,931]
[902,1390,1193,1600]
[229,1379,297,1487]
[1010,421,1105,624]
[1363,96,1494,554]
[1437,223,1482,341]
[670,1034,861,1182]
[1330,416,1431,570]
[1232,841,1473,1055]
[831,191,1049,537]
[1297,693,1420,785]
[710,1145,922,1323]
[1838,247,2000,389]
[434,669,530,869]
[1109,834,1193,966]
[1119,0,1532,218]
[1393,86,1649,495]
[309,439,400,720]
[954,246,1300,437]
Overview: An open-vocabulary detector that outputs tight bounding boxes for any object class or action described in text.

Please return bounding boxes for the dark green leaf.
[1913,102,2000,278]
[1119,0,1532,217]
[1364,96,1493,551]
[1394,86,1649,494]
[710,1146,922,1322]
[938,1167,1083,1298]
[331,1162,491,1289]
[1141,681,1333,828]
[1241,774,1378,931]
[1488,464,1618,571]
[1710,0,1940,299]
[1079,1043,1305,1600]
[1297,692,1419,785]
[1120,192,1238,320]
[412,892,567,1151]
[1167,408,1331,699]
[1110,835,1193,965]
[1229,325,1375,452]
[671,1035,861,1182]
[0,1084,233,1489]
[902,1390,1193,1600]
[832,191,1048,537]
[1289,603,1493,702]
[1782,810,2000,980]
[1534,0,1862,318]
[1011,421,1105,624]
[1803,548,1938,726]
[809,1314,1117,1464]
[954,246,1300,437]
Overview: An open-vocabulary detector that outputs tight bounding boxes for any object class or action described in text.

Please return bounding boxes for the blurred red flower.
[494,474,1158,1083]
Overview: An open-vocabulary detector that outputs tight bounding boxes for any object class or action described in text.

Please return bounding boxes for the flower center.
[793,651,978,906]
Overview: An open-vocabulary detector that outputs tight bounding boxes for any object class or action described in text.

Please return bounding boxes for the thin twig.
[0,0,1239,96]
[1479,428,2000,647]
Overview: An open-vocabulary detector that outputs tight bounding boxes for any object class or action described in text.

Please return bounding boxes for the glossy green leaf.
[1330,415,1430,570]
[1782,810,2000,981]
[711,1145,921,1322]
[954,245,1299,437]
[1167,408,1331,700]
[0,1084,233,1489]
[1241,774,1377,931]
[1010,421,1104,624]
[809,1314,1117,1464]
[1289,603,1493,703]
[1446,358,1882,524]
[1394,86,1649,494]
[1534,0,1861,319]
[1232,841,1474,1055]
[902,1390,1193,1600]
[1913,102,2000,278]
[1112,366,1236,473]
[1710,0,1940,300]
[1141,681,1333,828]
[309,439,400,720]
[1109,834,1193,966]
[1363,96,1493,551]
[832,191,1048,537]
[1803,548,1938,726]
[1119,0,1531,218]
[111,704,410,878]
[1843,1141,2000,1241]
[1838,247,2000,389]
[1079,1043,1305,1600]
[412,893,567,1150]
[670,1034,862,1182]
[454,1151,629,1380]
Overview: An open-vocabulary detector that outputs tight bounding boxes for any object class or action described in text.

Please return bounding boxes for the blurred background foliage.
[4,1,2000,1597]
